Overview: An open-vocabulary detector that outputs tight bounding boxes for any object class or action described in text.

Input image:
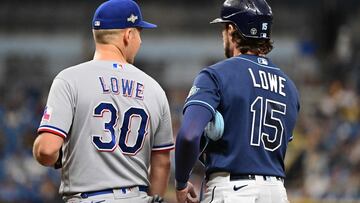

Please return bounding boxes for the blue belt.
[80,185,148,198]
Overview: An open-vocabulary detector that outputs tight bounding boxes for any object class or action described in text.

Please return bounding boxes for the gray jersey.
[38,60,174,195]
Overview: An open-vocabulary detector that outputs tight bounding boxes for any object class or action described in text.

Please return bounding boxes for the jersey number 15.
[250,97,286,151]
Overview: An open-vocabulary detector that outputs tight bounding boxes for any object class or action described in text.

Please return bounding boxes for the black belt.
[80,185,148,198]
[230,174,284,182]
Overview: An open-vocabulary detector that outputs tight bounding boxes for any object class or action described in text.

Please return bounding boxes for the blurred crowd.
[0,56,62,202]
[0,89,62,202]
[286,80,360,202]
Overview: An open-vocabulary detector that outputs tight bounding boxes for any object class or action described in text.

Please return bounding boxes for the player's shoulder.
[199,57,241,78]
[207,57,237,70]
[209,54,278,70]
[129,64,163,88]
[55,60,93,80]
[128,64,167,97]
[204,57,249,76]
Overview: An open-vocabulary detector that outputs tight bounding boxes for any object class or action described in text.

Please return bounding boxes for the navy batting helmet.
[211,0,273,40]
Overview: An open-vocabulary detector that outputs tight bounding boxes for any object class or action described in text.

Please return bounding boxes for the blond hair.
[93,29,123,44]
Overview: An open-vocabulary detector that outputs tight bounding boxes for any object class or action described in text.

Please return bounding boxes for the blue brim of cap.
[137,21,157,29]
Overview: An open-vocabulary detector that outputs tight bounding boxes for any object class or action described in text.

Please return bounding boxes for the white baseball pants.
[201,172,289,203]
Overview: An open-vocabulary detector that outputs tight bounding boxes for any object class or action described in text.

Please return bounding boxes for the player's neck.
[235,50,264,57]
[93,44,128,63]
[233,48,242,57]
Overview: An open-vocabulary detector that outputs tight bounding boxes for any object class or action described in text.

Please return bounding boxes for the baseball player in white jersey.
[33,0,174,202]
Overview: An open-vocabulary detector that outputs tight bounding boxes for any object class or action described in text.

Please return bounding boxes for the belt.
[230,174,284,182]
[80,185,148,198]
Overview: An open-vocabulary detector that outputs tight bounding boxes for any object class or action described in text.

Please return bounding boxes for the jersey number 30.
[92,102,148,155]
[250,97,286,151]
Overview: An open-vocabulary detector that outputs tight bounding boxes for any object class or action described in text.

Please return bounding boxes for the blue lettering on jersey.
[99,77,110,93]
[122,79,135,97]
[135,83,144,100]
[111,77,119,94]
[98,77,144,100]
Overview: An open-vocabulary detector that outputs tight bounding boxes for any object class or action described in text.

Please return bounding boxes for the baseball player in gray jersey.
[32,0,174,202]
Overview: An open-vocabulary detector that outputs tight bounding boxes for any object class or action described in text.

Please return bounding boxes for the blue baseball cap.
[92,0,157,30]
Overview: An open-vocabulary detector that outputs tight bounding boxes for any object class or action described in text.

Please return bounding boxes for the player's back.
[204,54,300,177]
[52,60,173,195]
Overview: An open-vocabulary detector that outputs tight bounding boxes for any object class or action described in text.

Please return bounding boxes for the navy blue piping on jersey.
[235,56,280,70]
[153,143,174,149]
[209,186,217,203]
[38,125,67,135]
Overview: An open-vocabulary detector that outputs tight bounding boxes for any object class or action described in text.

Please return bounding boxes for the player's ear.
[123,28,132,46]
[224,24,235,42]
[227,24,236,36]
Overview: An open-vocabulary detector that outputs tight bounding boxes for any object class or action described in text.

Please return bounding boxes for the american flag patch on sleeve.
[42,106,52,121]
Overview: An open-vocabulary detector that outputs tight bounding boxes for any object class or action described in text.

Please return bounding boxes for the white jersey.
[38,60,174,195]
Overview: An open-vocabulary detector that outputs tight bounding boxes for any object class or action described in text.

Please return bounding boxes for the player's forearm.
[149,152,171,196]
[33,141,59,166]
[33,133,63,166]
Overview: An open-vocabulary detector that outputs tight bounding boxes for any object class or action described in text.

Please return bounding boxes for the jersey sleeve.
[175,105,213,188]
[38,77,75,139]
[152,92,175,152]
[289,88,301,142]
[184,68,221,117]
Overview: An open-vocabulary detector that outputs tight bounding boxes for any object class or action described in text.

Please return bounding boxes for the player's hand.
[176,182,199,203]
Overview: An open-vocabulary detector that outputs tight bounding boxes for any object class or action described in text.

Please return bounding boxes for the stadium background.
[0,0,359,202]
